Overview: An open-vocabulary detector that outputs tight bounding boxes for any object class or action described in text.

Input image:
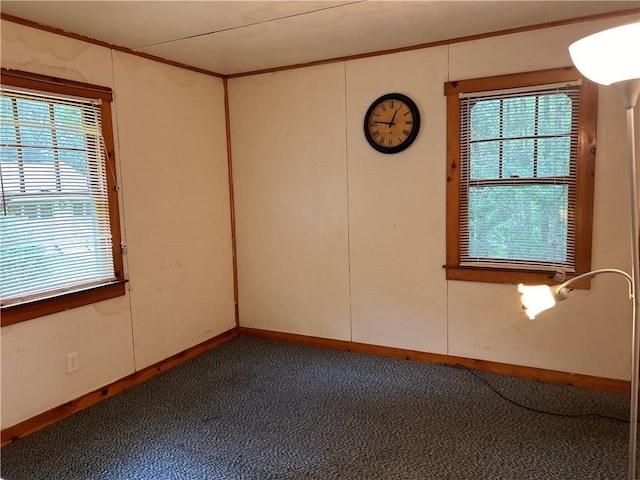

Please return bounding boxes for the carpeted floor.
[0,336,633,479]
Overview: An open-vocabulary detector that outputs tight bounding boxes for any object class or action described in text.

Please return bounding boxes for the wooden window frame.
[1,69,126,326]
[444,67,598,287]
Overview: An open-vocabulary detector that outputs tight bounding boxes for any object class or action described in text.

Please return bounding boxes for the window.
[1,69,125,325]
[444,68,597,286]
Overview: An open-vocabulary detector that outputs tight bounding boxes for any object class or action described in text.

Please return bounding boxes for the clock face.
[364,93,420,154]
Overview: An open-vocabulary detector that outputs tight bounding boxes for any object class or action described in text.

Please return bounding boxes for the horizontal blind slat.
[458,83,581,271]
[0,87,116,304]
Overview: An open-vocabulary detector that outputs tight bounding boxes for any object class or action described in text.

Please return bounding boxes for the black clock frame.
[363,93,421,154]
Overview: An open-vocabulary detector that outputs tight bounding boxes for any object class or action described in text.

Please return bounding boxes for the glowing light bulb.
[518,284,556,320]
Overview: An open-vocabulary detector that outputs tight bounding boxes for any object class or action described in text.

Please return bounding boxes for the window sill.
[1,280,128,327]
[444,265,590,289]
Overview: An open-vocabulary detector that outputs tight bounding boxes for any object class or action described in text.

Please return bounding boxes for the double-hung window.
[444,68,597,285]
[1,69,125,325]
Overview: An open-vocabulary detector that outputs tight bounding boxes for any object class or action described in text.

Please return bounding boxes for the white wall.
[2,11,638,432]
[345,47,449,354]
[229,14,639,380]
[0,20,235,428]
[111,51,236,368]
[229,64,351,340]
[446,20,638,378]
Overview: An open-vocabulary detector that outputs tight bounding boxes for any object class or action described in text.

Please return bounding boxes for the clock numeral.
[403,110,411,116]
[372,131,380,139]
[397,137,403,143]
[402,129,411,137]
[406,120,413,125]
[389,100,395,108]
[388,138,393,146]
[379,136,385,145]
[380,104,387,111]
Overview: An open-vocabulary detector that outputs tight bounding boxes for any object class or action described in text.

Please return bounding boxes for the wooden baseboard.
[3,325,628,447]
[239,327,630,395]
[1,327,238,447]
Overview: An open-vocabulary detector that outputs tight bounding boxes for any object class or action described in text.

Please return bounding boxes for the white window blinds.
[458,82,581,271]
[0,87,116,305]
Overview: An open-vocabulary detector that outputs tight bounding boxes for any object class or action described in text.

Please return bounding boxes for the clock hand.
[389,108,400,126]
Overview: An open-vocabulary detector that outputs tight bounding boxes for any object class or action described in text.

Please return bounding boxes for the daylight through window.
[460,83,580,270]
[445,68,597,285]
[0,71,124,323]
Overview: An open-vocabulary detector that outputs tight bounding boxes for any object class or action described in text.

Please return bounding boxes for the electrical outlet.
[66,352,79,374]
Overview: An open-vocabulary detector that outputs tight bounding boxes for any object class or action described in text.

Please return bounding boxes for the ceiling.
[1,1,639,76]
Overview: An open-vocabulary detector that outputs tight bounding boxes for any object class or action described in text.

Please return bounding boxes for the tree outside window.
[444,68,597,286]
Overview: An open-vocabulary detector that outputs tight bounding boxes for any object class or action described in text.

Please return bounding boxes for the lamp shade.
[568,22,640,86]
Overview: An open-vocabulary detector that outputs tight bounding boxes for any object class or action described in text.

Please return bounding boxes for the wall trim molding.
[0,328,238,447]
[239,327,630,395]
[0,13,224,78]
[2,9,639,80]
[1,5,636,449]
[226,8,640,78]
[223,77,240,328]
[2,325,629,447]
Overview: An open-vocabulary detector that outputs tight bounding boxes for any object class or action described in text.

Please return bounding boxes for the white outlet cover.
[66,352,79,373]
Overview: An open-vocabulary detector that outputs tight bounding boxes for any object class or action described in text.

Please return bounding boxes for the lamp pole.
[615,78,640,479]
[568,22,640,477]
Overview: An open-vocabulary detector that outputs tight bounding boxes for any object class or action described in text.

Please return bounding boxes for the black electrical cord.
[454,363,630,424]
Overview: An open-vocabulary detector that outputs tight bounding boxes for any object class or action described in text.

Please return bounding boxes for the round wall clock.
[363,93,420,154]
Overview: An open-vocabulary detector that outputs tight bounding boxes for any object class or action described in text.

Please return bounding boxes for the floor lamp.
[518,21,640,480]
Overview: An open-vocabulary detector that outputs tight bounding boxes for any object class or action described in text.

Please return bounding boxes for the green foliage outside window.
[1,91,112,302]
[464,91,575,266]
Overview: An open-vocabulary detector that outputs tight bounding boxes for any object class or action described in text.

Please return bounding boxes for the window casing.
[1,69,125,325]
[444,68,597,286]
